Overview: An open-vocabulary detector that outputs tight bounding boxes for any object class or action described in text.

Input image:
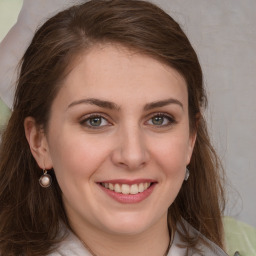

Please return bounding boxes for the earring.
[184,168,190,181]
[39,169,52,188]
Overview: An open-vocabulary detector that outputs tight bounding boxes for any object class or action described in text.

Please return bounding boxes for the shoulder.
[168,220,228,256]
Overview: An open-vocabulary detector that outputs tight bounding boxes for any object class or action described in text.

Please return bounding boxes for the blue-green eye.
[147,114,175,126]
[151,116,165,125]
[88,117,103,126]
[81,115,109,128]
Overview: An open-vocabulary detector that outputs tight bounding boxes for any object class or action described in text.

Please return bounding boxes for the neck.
[70,215,171,256]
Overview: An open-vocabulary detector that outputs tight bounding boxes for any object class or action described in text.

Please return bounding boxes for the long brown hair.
[0,0,225,255]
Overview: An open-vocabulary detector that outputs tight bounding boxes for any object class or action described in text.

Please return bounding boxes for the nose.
[111,125,150,170]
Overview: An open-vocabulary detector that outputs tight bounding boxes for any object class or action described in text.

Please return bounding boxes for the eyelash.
[79,112,176,129]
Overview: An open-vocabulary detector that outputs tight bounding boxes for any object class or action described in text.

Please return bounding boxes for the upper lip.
[97,179,157,185]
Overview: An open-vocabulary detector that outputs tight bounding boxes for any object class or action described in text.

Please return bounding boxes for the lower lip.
[98,183,156,204]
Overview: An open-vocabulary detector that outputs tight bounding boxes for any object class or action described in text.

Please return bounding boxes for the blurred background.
[0,0,255,229]
[0,0,22,126]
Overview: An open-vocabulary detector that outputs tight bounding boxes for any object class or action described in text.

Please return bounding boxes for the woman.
[0,0,227,255]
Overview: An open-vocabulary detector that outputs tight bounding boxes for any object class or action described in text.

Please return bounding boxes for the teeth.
[121,184,130,194]
[102,182,152,195]
[138,183,144,192]
[114,184,121,193]
[130,184,139,194]
[144,182,150,190]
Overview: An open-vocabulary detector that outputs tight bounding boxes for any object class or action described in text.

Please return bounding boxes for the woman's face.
[41,44,196,236]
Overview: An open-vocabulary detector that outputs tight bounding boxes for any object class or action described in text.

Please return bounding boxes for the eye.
[146,113,175,127]
[80,114,110,129]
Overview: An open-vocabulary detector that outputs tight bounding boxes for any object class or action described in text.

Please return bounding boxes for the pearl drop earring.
[39,169,52,188]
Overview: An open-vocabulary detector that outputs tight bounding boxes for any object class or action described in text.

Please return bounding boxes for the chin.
[98,211,163,236]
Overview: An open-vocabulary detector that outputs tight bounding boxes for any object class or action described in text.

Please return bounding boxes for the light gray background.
[152,0,256,227]
[0,0,255,227]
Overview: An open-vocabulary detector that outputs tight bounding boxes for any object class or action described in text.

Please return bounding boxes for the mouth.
[99,182,153,195]
[97,180,157,203]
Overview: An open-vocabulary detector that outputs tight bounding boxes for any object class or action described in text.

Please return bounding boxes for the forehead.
[67,42,186,80]
[54,43,188,109]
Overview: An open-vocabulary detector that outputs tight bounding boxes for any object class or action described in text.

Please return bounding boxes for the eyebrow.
[67,98,120,110]
[67,97,183,111]
[144,98,183,111]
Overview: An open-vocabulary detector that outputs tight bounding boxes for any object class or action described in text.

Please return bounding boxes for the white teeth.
[138,183,144,192]
[121,184,130,194]
[144,182,150,190]
[130,184,139,194]
[114,184,121,193]
[102,182,152,194]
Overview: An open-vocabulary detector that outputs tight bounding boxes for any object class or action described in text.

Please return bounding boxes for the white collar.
[49,221,228,256]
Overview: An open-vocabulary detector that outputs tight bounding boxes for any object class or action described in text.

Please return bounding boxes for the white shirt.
[48,221,228,256]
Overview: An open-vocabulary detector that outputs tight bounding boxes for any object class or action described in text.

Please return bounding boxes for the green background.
[0,0,22,127]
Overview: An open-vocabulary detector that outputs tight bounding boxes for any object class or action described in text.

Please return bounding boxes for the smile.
[100,182,151,195]
[98,180,156,204]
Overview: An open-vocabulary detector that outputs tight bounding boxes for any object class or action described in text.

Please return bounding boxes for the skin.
[25,44,196,256]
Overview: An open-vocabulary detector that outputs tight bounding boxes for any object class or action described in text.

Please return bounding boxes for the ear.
[186,113,200,165]
[24,117,53,169]
[186,130,197,165]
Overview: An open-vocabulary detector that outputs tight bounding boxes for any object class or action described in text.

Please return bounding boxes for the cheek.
[148,135,189,209]
[149,133,190,175]
[48,131,111,179]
